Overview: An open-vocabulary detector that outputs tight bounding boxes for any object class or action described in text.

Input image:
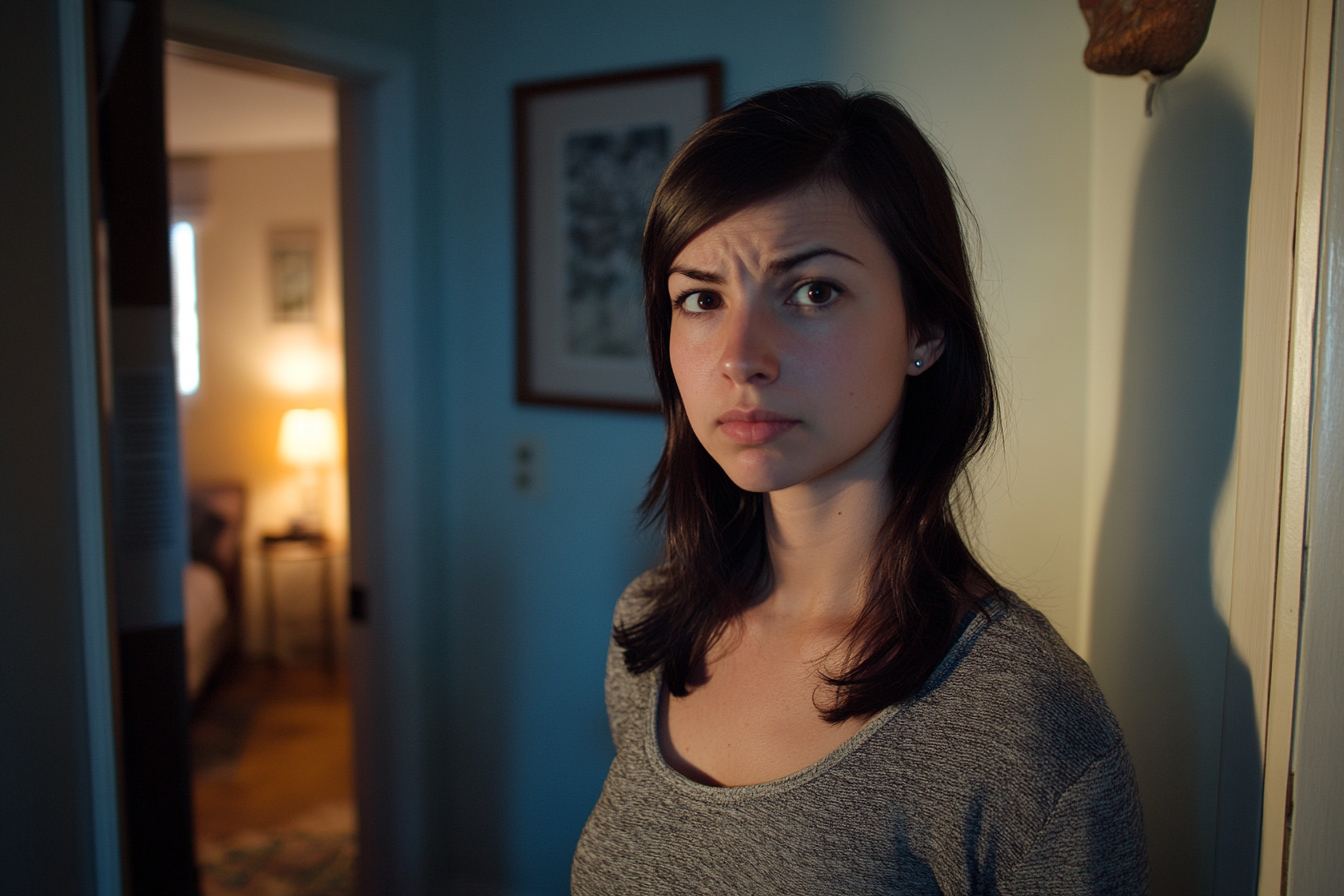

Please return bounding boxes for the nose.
[718,300,779,386]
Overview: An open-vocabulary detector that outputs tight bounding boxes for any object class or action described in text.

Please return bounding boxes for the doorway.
[164,44,356,895]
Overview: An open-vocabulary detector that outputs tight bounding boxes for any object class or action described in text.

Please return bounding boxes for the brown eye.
[680,291,722,313]
[790,281,839,306]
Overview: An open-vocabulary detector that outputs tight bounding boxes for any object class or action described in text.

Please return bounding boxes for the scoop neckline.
[640,593,1006,803]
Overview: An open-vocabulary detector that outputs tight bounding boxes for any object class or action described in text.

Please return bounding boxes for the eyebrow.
[668,247,862,283]
[668,266,724,284]
[768,247,861,274]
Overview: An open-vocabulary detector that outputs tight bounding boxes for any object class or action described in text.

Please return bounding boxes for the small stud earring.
[914,359,923,368]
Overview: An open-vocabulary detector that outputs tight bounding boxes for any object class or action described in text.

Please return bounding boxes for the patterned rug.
[198,802,356,896]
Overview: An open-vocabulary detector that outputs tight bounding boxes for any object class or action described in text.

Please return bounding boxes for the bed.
[184,483,245,701]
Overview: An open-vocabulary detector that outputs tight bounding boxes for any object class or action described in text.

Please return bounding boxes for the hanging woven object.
[1080,0,1216,77]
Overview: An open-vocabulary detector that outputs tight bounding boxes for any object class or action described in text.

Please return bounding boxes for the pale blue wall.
[432,4,837,891]
[190,1,840,891]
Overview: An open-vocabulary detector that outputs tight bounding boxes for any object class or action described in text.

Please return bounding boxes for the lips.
[717,408,799,445]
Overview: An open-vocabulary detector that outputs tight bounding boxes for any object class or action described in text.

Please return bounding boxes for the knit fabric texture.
[572,575,1148,895]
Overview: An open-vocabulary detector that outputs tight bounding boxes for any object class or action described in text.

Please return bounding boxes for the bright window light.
[170,221,200,395]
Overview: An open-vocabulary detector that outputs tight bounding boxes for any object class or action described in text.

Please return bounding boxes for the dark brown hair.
[618,83,998,722]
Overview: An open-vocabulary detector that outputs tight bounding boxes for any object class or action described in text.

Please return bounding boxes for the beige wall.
[1084,4,1260,891]
[832,0,1095,648]
[832,2,1260,891]
[179,146,347,654]
[1082,0,1260,656]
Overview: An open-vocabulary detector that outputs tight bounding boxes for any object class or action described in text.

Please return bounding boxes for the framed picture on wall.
[270,229,318,322]
[514,60,723,412]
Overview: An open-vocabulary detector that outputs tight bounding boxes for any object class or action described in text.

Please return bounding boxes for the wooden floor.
[191,660,354,841]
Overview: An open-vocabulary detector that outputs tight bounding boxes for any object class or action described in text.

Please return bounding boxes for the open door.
[163,43,359,892]
[96,1,425,891]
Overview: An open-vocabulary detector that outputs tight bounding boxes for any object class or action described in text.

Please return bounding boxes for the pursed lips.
[717,408,800,445]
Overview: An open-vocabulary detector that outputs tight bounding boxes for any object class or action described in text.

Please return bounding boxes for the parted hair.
[617,83,999,722]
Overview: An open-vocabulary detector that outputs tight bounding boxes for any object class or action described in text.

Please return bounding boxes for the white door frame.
[1283,1,1344,885]
[163,2,427,892]
[1222,0,1334,891]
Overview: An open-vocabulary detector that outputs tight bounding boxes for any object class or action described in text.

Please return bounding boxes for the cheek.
[669,328,712,399]
[668,333,692,397]
[668,331,707,429]
[818,327,906,426]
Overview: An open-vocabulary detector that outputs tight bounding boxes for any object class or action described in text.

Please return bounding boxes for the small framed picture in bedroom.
[513,60,723,412]
[270,228,319,323]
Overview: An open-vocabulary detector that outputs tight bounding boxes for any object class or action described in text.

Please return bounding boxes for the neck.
[760,471,889,631]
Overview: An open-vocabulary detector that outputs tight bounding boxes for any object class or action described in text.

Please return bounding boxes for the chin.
[723,474,778,494]
[715,454,798,494]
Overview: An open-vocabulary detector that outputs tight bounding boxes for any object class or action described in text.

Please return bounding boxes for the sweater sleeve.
[998,743,1148,896]
[604,572,659,751]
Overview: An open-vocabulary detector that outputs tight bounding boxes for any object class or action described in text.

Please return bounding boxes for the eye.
[789,281,840,307]
[676,291,722,313]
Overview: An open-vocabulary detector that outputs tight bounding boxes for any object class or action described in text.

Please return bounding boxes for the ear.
[907,325,945,376]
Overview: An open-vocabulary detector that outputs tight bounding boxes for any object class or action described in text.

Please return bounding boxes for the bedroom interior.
[164,44,358,893]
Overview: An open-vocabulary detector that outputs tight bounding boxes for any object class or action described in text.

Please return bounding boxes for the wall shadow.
[1089,73,1259,895]
[425,539,514,893]
[424,466,665,894]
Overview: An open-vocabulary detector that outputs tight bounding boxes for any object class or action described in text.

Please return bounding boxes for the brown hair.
[618,83,999,722]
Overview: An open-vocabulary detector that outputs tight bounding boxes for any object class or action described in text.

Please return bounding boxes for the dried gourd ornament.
[1079,0,1216,115]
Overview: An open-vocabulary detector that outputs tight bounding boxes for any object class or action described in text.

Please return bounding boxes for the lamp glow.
[268,344,327,394]
[277,408,338,468]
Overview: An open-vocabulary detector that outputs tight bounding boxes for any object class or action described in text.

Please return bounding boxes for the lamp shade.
[277,408,338,467]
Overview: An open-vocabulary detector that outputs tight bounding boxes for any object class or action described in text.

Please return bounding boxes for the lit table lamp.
[277,408,338,535]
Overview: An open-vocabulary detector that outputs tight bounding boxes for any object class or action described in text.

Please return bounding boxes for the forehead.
[671,184,887,271]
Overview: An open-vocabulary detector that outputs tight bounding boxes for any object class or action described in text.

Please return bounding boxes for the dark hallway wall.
[0,0,117,892]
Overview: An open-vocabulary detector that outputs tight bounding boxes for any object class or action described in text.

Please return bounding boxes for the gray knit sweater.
[572,576,1148,895]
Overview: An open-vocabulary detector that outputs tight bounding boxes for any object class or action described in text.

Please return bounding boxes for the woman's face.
[668,183,940,495]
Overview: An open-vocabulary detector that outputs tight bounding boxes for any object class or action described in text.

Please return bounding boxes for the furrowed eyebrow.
[669,248,860,284]
[668,266,724,284]
[766,247,861,275]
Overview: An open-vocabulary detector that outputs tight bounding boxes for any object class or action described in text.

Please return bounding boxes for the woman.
[572,84,1146,895]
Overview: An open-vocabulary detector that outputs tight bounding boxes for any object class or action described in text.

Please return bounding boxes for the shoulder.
[935,591,1124,764]
[973,595,1147,888]
[610,567,665,631]
[893,591,1146,889]
[603,569,665,749]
